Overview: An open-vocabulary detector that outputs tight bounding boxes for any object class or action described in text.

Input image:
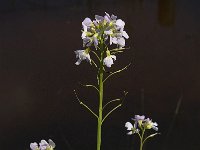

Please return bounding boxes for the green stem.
[140,129,145,150]
[102,98,121,110]
[97,40,104,150]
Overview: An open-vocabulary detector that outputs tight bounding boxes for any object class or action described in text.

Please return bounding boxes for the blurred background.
[0,0,199,149]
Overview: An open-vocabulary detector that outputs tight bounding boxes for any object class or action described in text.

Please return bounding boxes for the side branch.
[143,133,161,145]
[91,59,98,69]
[74,90,98,119]
[102,91,128,124]
[103,63,131,83]
[102,104,122,124]
[102,98,121,110]
[110,47,130,55]
[79,82,99,92]
[109,47,130,52]
[91,51,100,61]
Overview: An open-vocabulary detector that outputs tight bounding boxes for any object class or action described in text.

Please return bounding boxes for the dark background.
[0,0,199,150]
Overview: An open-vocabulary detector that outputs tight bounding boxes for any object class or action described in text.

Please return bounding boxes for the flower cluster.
[75,12,129,67]
[30,139,55,150]
[125,115,158,135]
[81,12,129,48]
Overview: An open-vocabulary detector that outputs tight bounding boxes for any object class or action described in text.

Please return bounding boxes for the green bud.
[106,50,111,56]
[85,48,90,54]
[86,32,93,36]
[138,120,143,127]
[144,122,153,129]
[109,21,113,26]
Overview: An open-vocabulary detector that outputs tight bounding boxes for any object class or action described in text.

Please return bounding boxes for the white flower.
[125,122,133,130]
[82,18,93,27]
[30,142,39,150]
[110,37,118,45]
[117,37,125,48]
[75,49,91,65]
[39,139,55,150]
[39,140,49,150]
[116,19,125,30]
[48,139,56,149]
[30,139,55,150]
[103,51,116,67]
[144,118,158,131]
[125,122,139,135]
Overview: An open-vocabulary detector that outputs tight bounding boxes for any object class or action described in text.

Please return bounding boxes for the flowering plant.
[74,12,130,150]
[30,139,55,150]
[125,115,160,150]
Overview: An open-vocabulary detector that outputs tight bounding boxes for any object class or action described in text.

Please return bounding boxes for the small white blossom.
[117,37,125,48]
[116,19,125,30]
[39,140,49,150]
[125,122,139,135]
[125,122,133,130]
[30,142,39,150]
[82,18,93,27]
[125,122,133,135]
[103,50,116,67]
[144,118,158,131]
[75,49,91,65]
[103,55,116,67]
[48,139,56,149]
[30,139,55,150]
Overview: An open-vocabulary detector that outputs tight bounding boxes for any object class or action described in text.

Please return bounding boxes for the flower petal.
[95,15,104,22]
[122,31,129,39]
[125,122,133,130]
[30,142,38,150]
[127,131,133,135]
[117,37,125,47]
[116,19,125,28]
[48,139,56,148]
[82,18,92,27]
[111,55,116,61]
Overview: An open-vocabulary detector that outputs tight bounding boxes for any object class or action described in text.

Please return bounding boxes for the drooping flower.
[75,48,91,65]
[103,50,116,67]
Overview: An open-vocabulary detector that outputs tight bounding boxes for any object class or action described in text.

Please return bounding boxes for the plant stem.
[140,129,145,150]
[97,41,104,150]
